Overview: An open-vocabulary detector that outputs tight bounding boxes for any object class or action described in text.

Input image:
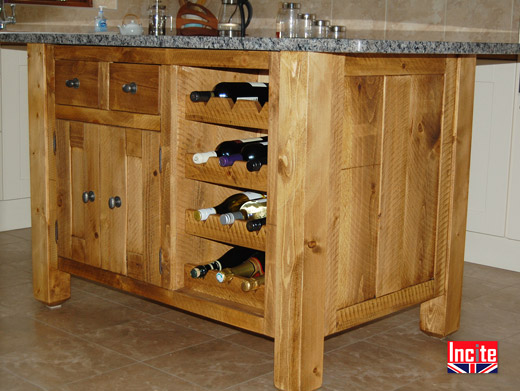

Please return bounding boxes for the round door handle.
[108,196,122,209]
[122,82,137,94]
[82,191,95,203]
[65,78,80,89]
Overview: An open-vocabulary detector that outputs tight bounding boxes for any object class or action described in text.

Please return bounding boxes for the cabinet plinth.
[28,44,475,391]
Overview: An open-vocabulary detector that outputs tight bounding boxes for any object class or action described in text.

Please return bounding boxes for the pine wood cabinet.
[28,44,477,391]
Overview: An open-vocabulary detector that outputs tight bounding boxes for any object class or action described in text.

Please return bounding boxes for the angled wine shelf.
[183,264,265,311]
[185,96,269,130]
[185,210,266,251]
[185,154,268,192]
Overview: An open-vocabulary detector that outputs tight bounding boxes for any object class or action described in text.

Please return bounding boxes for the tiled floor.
[1,228,519,390]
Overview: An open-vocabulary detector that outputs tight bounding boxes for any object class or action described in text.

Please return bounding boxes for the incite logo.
[447,341,498,374]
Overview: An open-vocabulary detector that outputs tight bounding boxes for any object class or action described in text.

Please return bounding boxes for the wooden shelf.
[185,210,266,251]
[183,264,265,311]
[185,96,269,130]
[185,154,267,192]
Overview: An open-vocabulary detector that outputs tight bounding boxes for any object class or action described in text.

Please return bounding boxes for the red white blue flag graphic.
[447,341,498,374]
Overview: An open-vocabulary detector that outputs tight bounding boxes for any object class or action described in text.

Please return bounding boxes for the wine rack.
[185,210,266,251]
[183,264,265,311]
[185,155,268,192]
[185,96,269,130]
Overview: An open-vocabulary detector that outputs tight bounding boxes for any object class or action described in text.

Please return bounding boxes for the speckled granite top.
[1,30,520,55]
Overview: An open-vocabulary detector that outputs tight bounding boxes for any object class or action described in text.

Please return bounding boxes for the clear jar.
[278,2,300,38]
[275,2,288,38]
[329,25,347,39]
[312,19,330,38]
[297,13,315,38]
[218,0,242,37]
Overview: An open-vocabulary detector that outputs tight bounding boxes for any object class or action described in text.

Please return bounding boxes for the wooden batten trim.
[53,46,270,70]
[185,155,268,192]
[185,96,269,130]
[345,54,448,76]
[185,210,266,251]
[335,280,435,334]
[55,105,161,132]
[183,264,265,311]
[58,257,266,335]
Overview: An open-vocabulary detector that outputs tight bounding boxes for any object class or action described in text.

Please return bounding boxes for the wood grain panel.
[345,55,446,76]
[343,76,384,168]
[109,63,159,115]
[185,155,268,192]
[29,44,71,306]
[54,46,270,70]
[70,122,86,247]
[84,124,101,268]
[337,165,380,309]
[55,60,99,108]
[55,105,161,132]
[376,74,443,297]
[185,97,269,130]
[55,120,72,260]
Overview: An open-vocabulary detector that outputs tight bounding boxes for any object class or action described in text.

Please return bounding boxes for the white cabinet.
[0,46,31,231]
[465,59,520,272]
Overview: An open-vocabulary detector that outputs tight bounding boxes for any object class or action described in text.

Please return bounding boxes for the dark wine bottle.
[247,156,268,172]
[190,247,257,278]
[192,136,267,165]
[220,141,268,168]
[194,191,265,221]
[190,82,269,106]
[246,218,267,232]
[216,252,265,283]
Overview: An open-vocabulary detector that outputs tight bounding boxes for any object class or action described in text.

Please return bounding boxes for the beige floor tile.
[4,228,32,241]
[0,368,44,391]
[324,305,420,352]
[0,232,27,246]
[31,294,149,335]
[462,275,505,301]
[0,265,32,289]
[464,262,520,288]
[0,241,33,267]
[222,331,274,357]
[322,341,435,391]
[471,284,520,314]
[59,363,206,391]
[82,316,215,361]
[158,309,240,339]
[145,339,273,390]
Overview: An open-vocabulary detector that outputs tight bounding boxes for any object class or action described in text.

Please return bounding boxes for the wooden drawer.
[109,63,160,115]
[55,60,100,108]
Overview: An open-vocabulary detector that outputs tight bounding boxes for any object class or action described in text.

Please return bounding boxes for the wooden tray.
[185,154,267,192]
[185,96,269,130]
[183,264,265,311]
[185,210,266,251]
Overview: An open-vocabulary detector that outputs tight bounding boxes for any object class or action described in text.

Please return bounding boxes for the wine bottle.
[194,191,265,221]
[220,141,268,168]
[190,82,269,106]
[247,156,268,172]
[216,252,265,283]
[220,198,267,225]
[246,218,267,232]
[190,246,257,278]
[192,136,267,165]
[241,275,266,292]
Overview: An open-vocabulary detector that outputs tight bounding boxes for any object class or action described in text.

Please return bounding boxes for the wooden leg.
[420,56,476,337]
[268,52,344,390]
[28,44,71,306]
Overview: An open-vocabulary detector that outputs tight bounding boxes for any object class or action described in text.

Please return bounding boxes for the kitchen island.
[1,31,513,390]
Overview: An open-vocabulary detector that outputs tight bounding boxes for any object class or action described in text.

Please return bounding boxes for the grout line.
[58,361,137,389]
[221,371,274,391]
[140,362,216,391]
[0,366,49,391]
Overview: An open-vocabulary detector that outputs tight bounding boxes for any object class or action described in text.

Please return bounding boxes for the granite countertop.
[1,27,520,55]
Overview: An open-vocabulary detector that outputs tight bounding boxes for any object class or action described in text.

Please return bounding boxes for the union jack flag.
[447,363,498,374]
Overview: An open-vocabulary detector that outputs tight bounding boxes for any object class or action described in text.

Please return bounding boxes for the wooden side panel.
[99,126,127,275]
[420,56,476,337]
[376,74,444,297]
[56,119,72,260]
[84,124,101,268]
[29,44,71,306]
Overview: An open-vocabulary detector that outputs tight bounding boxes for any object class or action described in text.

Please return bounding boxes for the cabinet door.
[56,120,162,281]
[467,60,516,236]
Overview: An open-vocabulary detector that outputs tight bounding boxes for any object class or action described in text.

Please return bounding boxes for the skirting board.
[465,231,520,272]
[0,197,31,232]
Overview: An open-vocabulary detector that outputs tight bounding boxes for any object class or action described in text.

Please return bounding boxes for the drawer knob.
[65,78,80,89]
[82,191,95,203]
[108,196,122,209]
[122,82,137,94]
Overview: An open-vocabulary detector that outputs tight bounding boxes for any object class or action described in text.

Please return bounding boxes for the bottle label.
[213,260,222,271]
[248,82,268,88]
[237,97,259,102]
[248,257,265,278]
[239,137,264,143]
[242,191,265,200]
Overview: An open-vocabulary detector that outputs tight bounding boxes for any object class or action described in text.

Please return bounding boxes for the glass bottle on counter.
[329,25,347,39]
[277,2,300,38]
[313,19,330,38]
[298,13,316,38]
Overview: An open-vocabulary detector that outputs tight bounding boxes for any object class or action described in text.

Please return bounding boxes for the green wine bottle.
[216,252,265,283]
